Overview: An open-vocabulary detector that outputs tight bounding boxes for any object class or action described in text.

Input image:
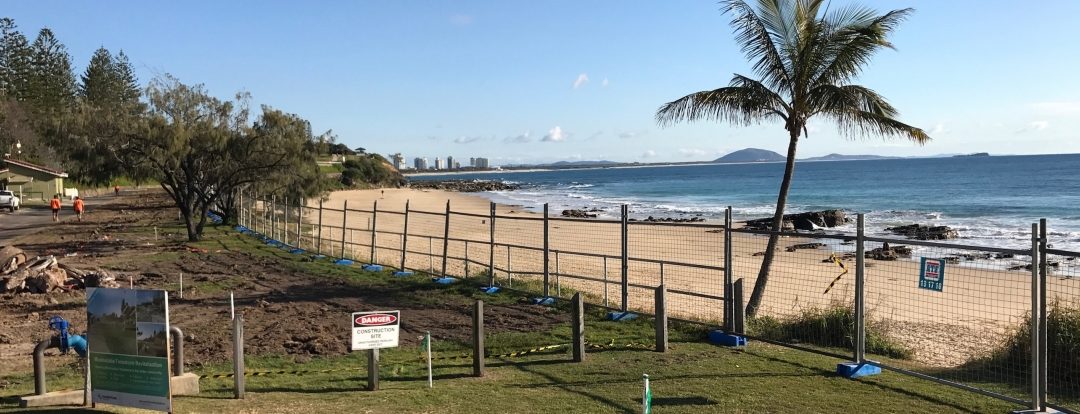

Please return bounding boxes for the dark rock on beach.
[745,210,848,231]
[641,216,706,223]
[884,224,959,240]
[408,180,520,192]
[561,209,597,218]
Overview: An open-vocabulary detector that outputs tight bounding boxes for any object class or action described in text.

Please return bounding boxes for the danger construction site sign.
[351,310,400,351]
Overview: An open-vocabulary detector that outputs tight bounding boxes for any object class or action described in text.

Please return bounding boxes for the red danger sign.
[355,313,398,327]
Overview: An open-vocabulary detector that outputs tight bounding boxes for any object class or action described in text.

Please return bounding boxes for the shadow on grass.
[651,396,717,407]
[505,360,637,414]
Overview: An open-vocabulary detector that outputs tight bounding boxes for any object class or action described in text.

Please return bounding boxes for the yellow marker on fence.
[823,253,849,294]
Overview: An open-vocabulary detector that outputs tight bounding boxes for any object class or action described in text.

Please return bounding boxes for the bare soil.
[0,191,566,375]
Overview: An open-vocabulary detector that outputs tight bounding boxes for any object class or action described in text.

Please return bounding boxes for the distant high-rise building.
[454,161,461,169]
[446,156,456,170]
[391,153,405,170]
[434,157,443,170]
[414,157,428,170]
[469,157,476,167]
[475,157,489,169]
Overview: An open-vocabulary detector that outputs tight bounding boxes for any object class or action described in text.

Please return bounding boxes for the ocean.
[414,154,1080,251]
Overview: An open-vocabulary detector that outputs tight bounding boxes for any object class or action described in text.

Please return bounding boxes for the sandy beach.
[264,188,1075,368]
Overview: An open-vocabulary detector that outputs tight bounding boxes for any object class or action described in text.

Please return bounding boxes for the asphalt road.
[0,204,55,244]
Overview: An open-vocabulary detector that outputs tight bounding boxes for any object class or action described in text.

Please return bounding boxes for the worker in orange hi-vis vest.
[73,196,86,222]
[50,194,61,222]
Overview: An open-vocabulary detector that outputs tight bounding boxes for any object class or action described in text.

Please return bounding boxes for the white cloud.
[572,73,589,89]
[641,150,657,158]
[678,148,707,157]
[1014,121,1050,134]
[602,77,609,87]
[449,14,474,26]
[453,136,483,144]
[1031,101,1080,115]
[542,126,567,142]
[504,131,532,143]
[929,123,947,135]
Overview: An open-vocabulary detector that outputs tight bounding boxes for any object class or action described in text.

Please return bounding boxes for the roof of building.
[1,158,69,178]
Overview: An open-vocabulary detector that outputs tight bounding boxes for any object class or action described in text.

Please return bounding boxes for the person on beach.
[73,196,85,221]
[50,194,61,221]
[114,185,120,196]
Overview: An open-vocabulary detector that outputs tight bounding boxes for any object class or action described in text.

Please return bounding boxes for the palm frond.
[808,84,897,118]
[656,74,789,127]
[828,108,929,144]
[811,8,914,86]
[722,0,793,93]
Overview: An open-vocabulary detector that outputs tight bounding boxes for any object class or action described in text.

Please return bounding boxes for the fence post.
[855,214,866,363]
[507,245,512,287]
[271,195,277,241]
[556,251,561,297]
[1029,223,1041,411]
[370,200,378,264]
[473,300,485,377]
[465,241,470,277]
[733,278,745,335]
[238,190,244,227]
[441,201,450,277]
[543,203,550,297]
[340,201,349,259]
[603,257,609,307]
[317,200,324,255]
[233,315,245,399]
[400,200,410,271]
[367,349,379,391]
[621,204,629,312]
[659,263,665,286]
[284,196,289,246]
[655,284,668,353]
[1039,218,1048,410]
[297,199,303,249]
[572,292,584,362]
[724,206,733,331]
[488,202,495,287]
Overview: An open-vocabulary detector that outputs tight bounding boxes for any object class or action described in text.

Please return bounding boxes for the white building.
[447,156,456,170]
[414,157,428,170]
[434,157,443,170]
[474,157,489,169]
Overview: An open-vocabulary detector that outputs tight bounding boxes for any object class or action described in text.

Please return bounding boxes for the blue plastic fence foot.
[361,264,382,271]
[836,362,880,379]
[432,276,456,285]
[707,330,748,347]
[606,311,638,322]
[480,286,500,294]
[312,254,327,260]
[289,248,304,254]
[335,259,354,266]
[392,270,414,277]
[531,297,556,306]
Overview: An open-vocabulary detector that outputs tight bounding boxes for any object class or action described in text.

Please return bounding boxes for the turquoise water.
[416,154,1080,250]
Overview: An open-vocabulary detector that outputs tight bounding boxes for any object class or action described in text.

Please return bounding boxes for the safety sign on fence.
[918,257,944,292]
[351,310,400,350]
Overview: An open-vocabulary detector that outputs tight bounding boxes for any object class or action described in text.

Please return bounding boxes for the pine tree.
[28,28,77,115]
[0,18,33,100]
[79,47,116,105]
[113,50,141,110]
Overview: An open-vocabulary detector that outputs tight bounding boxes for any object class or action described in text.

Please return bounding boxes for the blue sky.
[6,1,1079,165]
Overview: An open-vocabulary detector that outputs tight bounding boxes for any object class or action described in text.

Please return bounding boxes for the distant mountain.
[952,152,990,157]
[713,148,785,163]
[800,153,901,161]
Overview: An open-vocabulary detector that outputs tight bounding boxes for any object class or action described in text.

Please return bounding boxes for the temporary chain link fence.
[236,191,1078,412]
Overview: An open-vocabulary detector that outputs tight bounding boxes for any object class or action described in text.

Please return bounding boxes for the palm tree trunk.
[745,128,800,318]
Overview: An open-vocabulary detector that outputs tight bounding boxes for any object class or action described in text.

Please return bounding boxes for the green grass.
[0,221,1026,413]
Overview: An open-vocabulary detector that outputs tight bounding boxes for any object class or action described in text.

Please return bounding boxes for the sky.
[5,1,1080,165]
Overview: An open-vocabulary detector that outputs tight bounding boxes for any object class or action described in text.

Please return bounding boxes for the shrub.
[747,304,913,360]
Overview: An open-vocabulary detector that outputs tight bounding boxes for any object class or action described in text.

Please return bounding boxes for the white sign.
[351,310,400,351]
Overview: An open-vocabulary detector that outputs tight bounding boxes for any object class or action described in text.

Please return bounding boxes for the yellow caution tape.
[822,253,849,295]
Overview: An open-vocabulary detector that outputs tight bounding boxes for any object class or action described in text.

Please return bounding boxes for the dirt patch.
[0,191,567,374]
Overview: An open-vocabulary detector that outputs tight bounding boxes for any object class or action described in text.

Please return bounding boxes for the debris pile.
[0,245,119,294]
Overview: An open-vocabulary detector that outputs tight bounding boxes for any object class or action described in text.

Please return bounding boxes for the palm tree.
[656,0,929,318]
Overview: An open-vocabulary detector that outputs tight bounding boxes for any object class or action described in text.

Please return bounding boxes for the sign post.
[351,310,401,391]
[919,257,944,292]
[86,288,172,412]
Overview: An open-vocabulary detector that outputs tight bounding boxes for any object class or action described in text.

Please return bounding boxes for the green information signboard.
[87,288,172,412]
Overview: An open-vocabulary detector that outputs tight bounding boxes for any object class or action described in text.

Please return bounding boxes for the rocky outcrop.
[561,209,597,218]
[408,180,521,192]
[745,210,848,231]
[885,224,959,240]
[630,216,706,223]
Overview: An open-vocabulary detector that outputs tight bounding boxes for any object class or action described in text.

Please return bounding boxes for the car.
[0,190,20,212]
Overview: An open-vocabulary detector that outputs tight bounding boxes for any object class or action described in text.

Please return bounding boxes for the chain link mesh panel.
[729,229,854,359]
[1045,246,1080,410]
[864,239,1033,402]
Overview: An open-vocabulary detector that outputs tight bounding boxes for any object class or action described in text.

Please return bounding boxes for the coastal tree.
[655,0,929,318]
